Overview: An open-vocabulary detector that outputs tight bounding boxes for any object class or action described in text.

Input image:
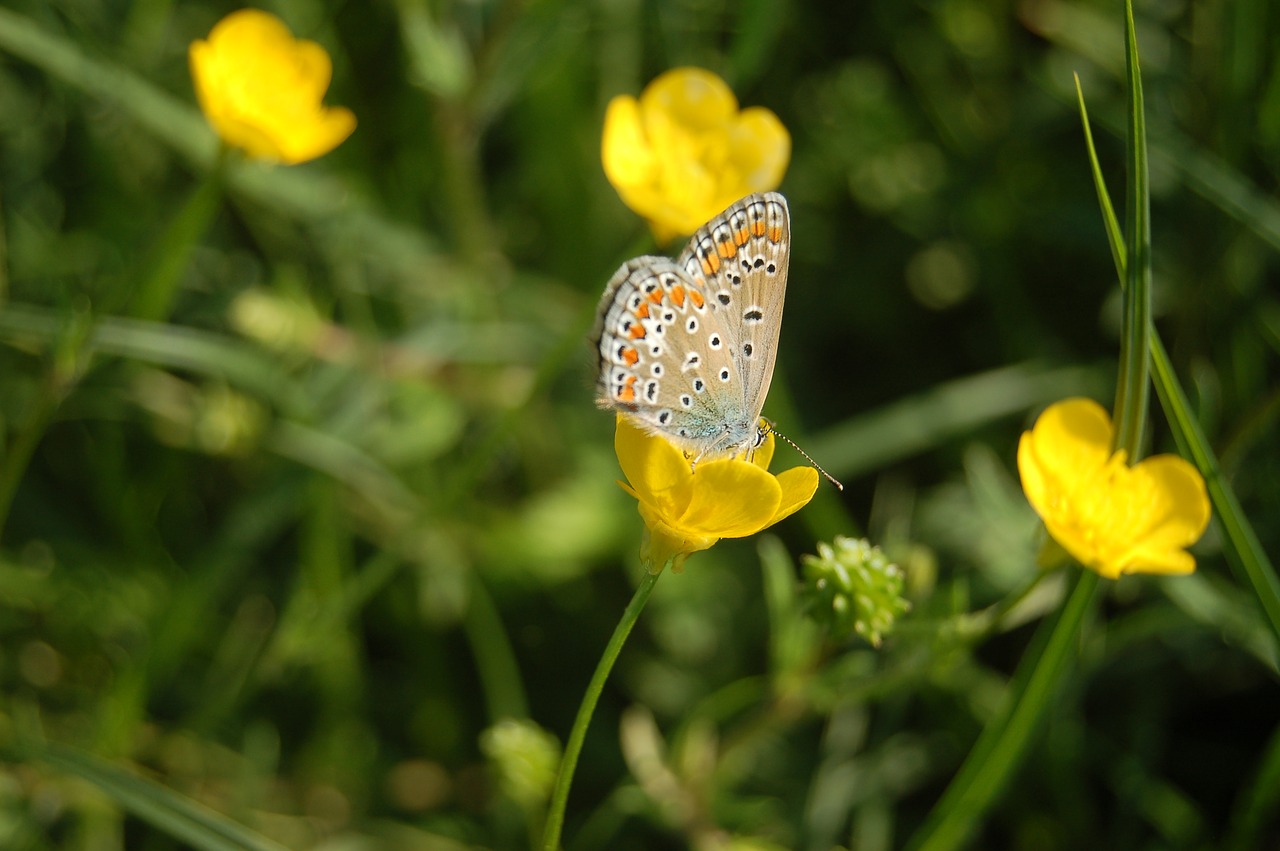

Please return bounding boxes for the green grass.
[1,1,1277,849]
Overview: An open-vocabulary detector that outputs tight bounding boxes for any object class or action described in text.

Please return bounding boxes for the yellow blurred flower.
[613,415,818,572]
[602,68,789,242]
[189,9,356,164]
[1018,398,1210,579]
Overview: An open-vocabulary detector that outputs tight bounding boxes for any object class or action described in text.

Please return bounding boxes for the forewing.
[675,192,790,424]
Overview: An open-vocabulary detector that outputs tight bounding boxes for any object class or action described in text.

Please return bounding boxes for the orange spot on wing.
[717,240,736,259]
[634,301,650,319]
[751,221,766,237]
[648,289,664,304]
[734,227,750,246]
[669,284,686,307]
[767,226,783,243]
[617,374,638,402]
[628,323,646,339]
[700,253,721,275]
[689,290,705,308]
[622,347,639,366]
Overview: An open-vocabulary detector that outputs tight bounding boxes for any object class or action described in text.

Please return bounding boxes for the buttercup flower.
[602,68,790,242]
[613,415,818,572]
[1018,398,1210,579]
[189,9,356,164]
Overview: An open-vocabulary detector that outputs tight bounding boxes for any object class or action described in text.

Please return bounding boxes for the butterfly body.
[591,192,790,461]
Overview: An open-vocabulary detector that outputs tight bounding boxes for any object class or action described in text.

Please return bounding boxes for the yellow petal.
[601,96,654,191]
[276,106,357,165]
[675,459,781,537]
[614,415,693,509]
[727,107,791,190]
[639,68,739,132]
[638,505,720,572]
[1118,454,1211,575]
[1018,397,1112,520]
[292,40,335,99]
[770,467,820,525]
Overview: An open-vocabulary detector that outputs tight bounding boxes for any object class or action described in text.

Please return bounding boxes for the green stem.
[0,382,58,542]
[909,8,1150,849]
[541,567,663,851]
[905,569,1101,851]
[130,145,229,321]
[0,305,92,542]
[463,571,530,722]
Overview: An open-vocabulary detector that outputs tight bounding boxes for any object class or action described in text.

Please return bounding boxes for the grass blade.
[26,741,290,851]
[1075,68,1280,651]
[1112,0,1150,457]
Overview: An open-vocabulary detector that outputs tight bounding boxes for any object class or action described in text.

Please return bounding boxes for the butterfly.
[591,192,790,462]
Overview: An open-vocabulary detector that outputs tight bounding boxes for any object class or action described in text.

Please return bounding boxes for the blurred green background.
[1,0,1278,849]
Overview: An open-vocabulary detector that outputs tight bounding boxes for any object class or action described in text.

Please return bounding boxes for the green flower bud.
[802,536,910,647]
[479,719,561,812]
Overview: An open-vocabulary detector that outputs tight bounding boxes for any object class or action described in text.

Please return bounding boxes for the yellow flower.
[613,415,818,572]
[189,9,356,164]
[1018,398,1210,579]
[602,68,790,242]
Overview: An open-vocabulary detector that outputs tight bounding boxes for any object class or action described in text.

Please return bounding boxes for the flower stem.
[0,381,58,542]
[906,8,1150,849]
[540,567,662,851]
[130,145,229,322]
[0,304,92,543]
[904,568,1101,851]
[463,571,529,722]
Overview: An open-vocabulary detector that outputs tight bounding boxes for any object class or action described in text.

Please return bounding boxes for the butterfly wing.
[591,193,791,459]
[674,192,790,442]
[591,255,744,457]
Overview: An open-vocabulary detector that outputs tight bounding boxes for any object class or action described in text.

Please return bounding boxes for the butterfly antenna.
[765,424,844,491]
